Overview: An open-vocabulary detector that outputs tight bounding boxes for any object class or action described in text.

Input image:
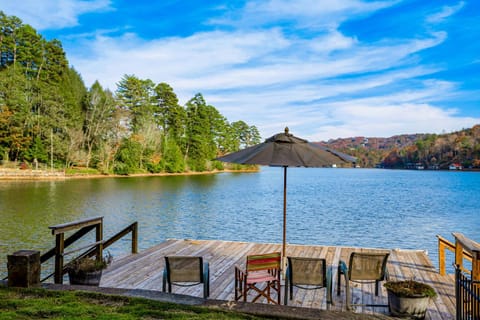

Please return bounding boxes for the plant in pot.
[384,279,437,319]
[67,252,112,286]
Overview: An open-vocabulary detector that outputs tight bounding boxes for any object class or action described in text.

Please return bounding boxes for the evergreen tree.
[184,93,211,171]
[114,137,143,174]
[116,74,155,133]
[83,81,117,168]
[153,82,185,142]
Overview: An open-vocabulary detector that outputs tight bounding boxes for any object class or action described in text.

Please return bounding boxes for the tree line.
[325,125,480,169]
[381,125,480,169]
[0,11,260,174]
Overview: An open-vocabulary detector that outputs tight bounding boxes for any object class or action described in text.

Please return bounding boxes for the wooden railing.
[455,265,480,320]
[40,217,138,284]
[438,233,478,279]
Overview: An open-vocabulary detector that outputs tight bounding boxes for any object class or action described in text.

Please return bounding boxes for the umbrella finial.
[284,127,290,135]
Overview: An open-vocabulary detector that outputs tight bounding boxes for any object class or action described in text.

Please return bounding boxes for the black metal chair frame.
[337,252,390,310]
[284,256,333,309]
[162,256,210,298]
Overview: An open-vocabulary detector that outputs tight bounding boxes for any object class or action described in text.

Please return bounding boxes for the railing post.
[473,250,480,282]
[455,265,461,320]
[132,222,138,254]
[472,253,480,320]
[95,218,103,261]
[455,238,464,272]
[54,233,64,284]
[439,237,446,276]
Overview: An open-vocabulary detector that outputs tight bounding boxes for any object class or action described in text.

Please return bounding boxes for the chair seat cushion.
[246,270,277,284]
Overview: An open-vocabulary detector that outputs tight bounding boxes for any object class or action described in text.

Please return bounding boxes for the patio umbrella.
[216,127,355,262]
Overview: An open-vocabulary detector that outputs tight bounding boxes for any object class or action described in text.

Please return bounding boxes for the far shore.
[0,167,260,181]
[67,168,260,180]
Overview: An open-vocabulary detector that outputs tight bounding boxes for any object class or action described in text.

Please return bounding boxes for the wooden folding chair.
[284,257,333,309]
[162,256,209,298]
[235,252,281,304]
[337,252,390,310]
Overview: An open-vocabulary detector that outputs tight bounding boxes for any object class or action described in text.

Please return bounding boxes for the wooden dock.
[101,239,455,319]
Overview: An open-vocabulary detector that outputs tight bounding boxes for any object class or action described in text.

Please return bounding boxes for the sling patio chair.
[162,256,209,298]
[284,256,333,309]
[234,252,281,304]
[337,252,390,310]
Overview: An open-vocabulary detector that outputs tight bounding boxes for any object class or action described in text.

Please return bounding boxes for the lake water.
[1,167,479,278]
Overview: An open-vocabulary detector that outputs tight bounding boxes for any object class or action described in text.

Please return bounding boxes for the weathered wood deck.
[101,239,455,319]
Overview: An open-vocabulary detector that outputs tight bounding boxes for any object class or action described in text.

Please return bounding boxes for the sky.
[1,0,479,141]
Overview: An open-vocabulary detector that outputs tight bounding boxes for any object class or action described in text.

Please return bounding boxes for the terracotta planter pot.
[68,269,103,286]
[387,289,431,319]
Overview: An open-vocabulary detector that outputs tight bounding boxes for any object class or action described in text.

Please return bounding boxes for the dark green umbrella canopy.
[217,127,355,166]
[216,127,356,262]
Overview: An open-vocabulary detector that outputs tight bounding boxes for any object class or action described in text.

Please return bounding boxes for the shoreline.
[0,168,260,181]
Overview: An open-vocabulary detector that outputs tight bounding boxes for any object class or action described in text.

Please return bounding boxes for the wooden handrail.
[437,234,473,276]
[39,220,138,283]
[72,222,138,260]
[49,216,104,235]
[49,217,104,283]
[453,233,480,281]
[40,225,97,263]
[453,232,480,254]
[103,222,138,254]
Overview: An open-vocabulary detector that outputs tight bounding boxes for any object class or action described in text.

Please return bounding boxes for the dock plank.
[100,239,455,318]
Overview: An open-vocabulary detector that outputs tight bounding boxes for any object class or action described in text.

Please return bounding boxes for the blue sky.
[1,0,479,141]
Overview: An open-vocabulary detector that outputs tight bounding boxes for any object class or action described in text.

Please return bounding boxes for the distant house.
[405,163,424,170]
[449,163,463,170]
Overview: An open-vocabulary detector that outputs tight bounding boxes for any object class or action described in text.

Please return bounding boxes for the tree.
[114,137,143,174]
[184,93,224,171]
[116,74,155,133]
[153,82,184,138]
[83,81,117,168]
[24,135,48,163]
[161,137,184,173]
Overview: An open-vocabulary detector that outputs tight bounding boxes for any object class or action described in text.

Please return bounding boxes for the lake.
[1,167,479,278]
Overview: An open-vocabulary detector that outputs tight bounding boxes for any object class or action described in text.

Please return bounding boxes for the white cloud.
[68,17,478,141]
[308,30,358,53]
[0,0,112,30]
[4,0,478,141]
[426,1,465,24]
[313,103,478,140]
[72,27,445,92]
[71,29,291,91]
[214,0,400,29]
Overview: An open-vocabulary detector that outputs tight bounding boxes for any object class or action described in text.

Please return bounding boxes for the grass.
[0,287,270,320]
[64,167,102,175]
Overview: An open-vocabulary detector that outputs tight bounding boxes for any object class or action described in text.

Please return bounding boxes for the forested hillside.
[0,12,259,174]
[322,125,480,169]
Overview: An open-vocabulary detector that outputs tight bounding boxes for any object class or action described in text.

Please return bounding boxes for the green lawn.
[0,287,269,320]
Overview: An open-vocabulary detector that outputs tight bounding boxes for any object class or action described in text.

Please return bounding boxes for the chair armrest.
[162,267,167,292]
[203,262,210,298]
[326,265,334,306]
[203,262,209,282]
[235,265,246,280]
[285,265,291,282]
[337,260,348,296]
[267,267,280,279]
[338,260,347,275]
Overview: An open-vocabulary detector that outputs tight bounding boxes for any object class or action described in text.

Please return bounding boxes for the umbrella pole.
[282,166,287,271]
